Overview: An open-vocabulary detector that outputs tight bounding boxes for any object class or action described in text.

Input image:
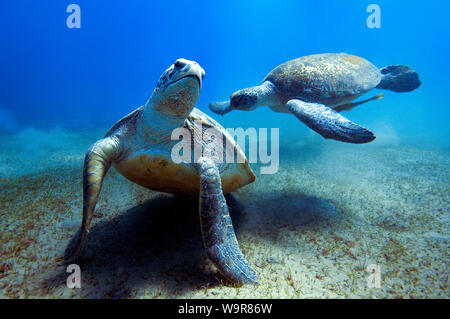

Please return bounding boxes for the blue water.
[0,0,449,147]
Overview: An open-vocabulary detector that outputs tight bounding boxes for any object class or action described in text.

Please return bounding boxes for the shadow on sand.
[41,191,338,298]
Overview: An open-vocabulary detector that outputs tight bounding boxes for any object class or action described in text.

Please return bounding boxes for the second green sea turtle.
[210,53,421,144]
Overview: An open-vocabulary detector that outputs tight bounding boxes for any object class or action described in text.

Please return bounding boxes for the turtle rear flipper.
[64,137,119,261]
[286,99,376,144]
[198,157,258,285]
[334,93,384,113]
[376,65,421,92]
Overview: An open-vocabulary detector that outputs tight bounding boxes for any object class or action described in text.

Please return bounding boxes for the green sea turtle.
[210,53,421,143]
[64,59,258,284]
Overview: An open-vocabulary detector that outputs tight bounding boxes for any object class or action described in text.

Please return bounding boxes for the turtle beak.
[209,101,233,115]
[187,63,204,89]
[171,58,204,89]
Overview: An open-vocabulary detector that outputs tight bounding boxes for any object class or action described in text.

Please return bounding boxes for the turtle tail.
[376,65,421,92]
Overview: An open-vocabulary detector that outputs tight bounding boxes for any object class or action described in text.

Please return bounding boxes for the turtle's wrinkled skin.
[64,59,258,285]
[210,53,421,144]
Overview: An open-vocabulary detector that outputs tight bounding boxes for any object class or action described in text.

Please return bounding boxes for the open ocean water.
[0,1,448,299]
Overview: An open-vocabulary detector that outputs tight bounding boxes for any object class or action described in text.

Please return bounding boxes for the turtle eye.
[174,59,187,69]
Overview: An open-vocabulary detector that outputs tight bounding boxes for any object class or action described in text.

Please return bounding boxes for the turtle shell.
[111,107,256,196]
[264,53,382,105]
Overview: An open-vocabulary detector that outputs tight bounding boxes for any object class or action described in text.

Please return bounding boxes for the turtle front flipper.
[286,99,376,144]
[64,137,120,261]
[198,157,258,285]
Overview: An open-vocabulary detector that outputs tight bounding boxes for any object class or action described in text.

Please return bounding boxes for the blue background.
[0,0,449,145]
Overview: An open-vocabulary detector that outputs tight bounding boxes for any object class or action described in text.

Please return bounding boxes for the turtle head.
[230,88,259,111]
[209,87,259,116]
[149,58,205,118]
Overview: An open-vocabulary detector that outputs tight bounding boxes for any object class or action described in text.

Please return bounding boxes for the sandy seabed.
[0,128,448,299]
